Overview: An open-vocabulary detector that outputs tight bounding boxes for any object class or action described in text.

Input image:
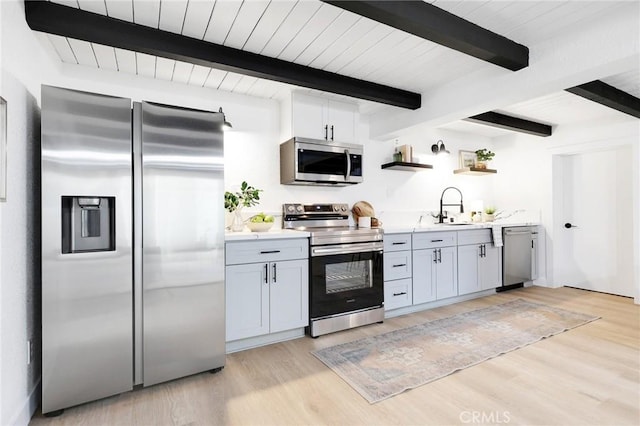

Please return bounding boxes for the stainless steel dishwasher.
[500,226,534,291]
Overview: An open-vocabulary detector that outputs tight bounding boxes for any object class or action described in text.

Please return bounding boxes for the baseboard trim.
[384,289,496,319]
[8,379,41,426]
[226,328,305,353]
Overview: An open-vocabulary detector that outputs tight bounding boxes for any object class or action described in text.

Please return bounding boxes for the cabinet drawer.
[384,278,412,310]
[226,238,308,265]
[384,233,412,252]
[413,231,457,249]
[384,251,412,281]
[457,229,492,245]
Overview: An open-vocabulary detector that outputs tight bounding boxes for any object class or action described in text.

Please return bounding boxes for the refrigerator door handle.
[133,103,143,386]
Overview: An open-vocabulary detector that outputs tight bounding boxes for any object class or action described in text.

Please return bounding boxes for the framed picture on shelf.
[459,150,476,168]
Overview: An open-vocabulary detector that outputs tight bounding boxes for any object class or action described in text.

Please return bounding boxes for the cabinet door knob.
[392,263,407,268]
[324,124,328,140]
[264,263,268,284]
[272,263,277,283]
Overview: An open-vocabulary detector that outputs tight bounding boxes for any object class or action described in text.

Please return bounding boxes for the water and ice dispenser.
[61,196,115,253]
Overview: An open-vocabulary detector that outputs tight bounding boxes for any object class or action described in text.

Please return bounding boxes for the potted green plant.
[475,149,495,169]
[483,206,497,222]
[225,181,263,231]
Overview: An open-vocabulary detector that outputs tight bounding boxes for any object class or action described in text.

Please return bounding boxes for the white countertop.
[384,221,539,234]
[225,228,310,241]
[225,222,539,240]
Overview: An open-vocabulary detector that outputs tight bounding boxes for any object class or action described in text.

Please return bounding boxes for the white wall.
[493,118,640,300]
[231,117,498,227]
[1,1,48,424]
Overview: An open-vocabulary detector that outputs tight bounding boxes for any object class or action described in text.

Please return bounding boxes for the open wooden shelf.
[381,161,433,171]
[453,167,497,175]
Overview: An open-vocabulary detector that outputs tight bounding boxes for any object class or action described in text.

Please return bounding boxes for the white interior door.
[559,145,634,297]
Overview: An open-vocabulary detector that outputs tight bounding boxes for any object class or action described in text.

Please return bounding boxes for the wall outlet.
[27,340,33,365]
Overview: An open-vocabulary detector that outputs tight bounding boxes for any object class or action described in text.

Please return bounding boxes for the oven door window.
[310,251,383,318]
[326,259,371,294]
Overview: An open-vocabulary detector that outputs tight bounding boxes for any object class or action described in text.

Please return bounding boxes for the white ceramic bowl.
[246,221,274,232]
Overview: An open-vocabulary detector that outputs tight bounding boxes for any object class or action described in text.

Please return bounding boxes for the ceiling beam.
[566,80,640,119]
[24,1,421,110]
[321,0,529,71]
[465,112,552,137]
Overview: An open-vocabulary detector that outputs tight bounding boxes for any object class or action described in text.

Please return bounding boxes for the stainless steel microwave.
[280,137,363,186]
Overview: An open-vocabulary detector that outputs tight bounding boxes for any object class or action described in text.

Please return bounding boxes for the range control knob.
[341,205,348,212]
[296,205,303,212]
[287,205,295,213]
[334,205,340,212]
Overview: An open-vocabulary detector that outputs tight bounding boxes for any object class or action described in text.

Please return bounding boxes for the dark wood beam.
[465,112,552,137]
[321,0,529,71]
[566,80,640,119]
[24,1,421,110]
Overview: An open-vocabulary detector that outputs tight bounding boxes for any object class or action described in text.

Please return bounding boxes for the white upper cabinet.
[288,92,358,143]
[325,99,358,143]
[292,93,326,140]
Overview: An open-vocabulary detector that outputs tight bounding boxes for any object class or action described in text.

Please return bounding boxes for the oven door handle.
[311,243,383,257]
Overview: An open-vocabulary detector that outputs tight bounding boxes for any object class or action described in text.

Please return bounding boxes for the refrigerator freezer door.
[41,86,133,413]
[140,101,225,386]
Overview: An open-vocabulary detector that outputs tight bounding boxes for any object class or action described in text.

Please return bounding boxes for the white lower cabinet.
[225,239,308,342]
[383,250,412,281]
[412,246,458,304]
[269,259,309,334]
[225,262,270,340]
[383,233,413,311]
[383,227,523,317]
[384,278,412,310]
[457,230,502,295]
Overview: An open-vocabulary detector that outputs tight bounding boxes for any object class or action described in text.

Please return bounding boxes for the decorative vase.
[484,213,495,222]
[476,161,487,169]
[231,208,244,232]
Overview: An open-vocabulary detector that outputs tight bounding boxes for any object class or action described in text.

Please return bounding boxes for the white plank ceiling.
[43,0,639,135]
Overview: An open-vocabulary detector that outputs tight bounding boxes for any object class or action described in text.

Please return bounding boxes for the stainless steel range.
[283,203,384,337]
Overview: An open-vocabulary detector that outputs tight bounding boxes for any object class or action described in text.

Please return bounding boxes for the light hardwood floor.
[30,286,639,425]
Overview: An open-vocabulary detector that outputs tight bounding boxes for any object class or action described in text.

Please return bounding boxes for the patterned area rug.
[312,299,599,403]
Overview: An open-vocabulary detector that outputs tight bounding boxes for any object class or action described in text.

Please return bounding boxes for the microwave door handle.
[345,149,351,180]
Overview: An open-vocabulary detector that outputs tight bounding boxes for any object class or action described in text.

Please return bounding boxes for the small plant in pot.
[224,181,262,231]
[483,206,497,222]
[475,149,495,169]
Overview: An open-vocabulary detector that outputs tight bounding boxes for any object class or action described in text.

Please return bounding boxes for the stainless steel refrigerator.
[41,86,225,414]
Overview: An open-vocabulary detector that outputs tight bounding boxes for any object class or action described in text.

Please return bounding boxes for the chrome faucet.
[439,187,464,223]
